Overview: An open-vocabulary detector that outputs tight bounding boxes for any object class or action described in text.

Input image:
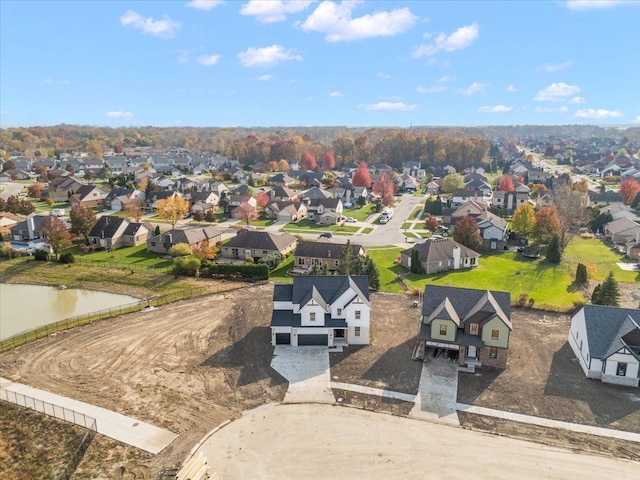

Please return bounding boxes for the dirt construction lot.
[1,284,640,477]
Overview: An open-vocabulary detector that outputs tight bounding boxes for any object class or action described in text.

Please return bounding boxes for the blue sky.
[1,0,639,128]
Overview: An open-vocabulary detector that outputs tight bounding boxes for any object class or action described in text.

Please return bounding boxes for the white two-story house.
[270,275,371,347]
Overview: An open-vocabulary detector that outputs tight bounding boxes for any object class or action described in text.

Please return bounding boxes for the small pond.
[0,283,139,341]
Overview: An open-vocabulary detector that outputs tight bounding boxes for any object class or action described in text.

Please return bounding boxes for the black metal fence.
[73,257,173,273]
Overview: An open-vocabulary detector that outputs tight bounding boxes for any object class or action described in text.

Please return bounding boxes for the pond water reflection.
[0,283,139,341]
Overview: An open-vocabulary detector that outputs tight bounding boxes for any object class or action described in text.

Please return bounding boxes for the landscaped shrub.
[201,263,269,281]
[0,244,22,259]
[245,256,254,264]
[516,293,529,307]
[32,249,50,261]
[172,255,201,276]
[168,243,192,257]
[257,252,283,270]
[59,252,75,264]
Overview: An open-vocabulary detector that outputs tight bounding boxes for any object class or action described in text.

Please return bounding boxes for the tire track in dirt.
[0,283,287,472]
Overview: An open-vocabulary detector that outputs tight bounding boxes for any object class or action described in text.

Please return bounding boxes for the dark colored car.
[319,232,332,238]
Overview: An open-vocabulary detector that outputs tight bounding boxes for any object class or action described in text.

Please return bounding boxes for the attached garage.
[275,333,291,345]
[297,334,328,346]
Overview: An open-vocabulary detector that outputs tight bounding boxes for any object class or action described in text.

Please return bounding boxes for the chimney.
[453,245,461,270]
[27,216,35,239]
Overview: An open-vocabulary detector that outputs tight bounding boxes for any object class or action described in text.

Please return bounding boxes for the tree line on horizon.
[2,125,638,172]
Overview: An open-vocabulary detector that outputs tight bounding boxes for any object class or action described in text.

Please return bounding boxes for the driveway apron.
[270,346,334,404]
[410,357,460,425]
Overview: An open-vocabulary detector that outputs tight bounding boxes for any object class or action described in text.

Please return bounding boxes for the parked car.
[319,232,332,238]
[345,217,357,223]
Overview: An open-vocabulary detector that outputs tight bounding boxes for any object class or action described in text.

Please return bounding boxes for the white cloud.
[120,10,181,38]
[534,82,580,101]
[377,72,390,79]
[507,85,517,92]
[237,45,302,67]
[458,82,487,96]
[570,96,586,104]
[539,60,572,73]
[241,0,314,23]
[416,85,446,93]
[438,75,455,83]
[300,1,417,42]
[329,91,344,97]
[256,74,274,81]
[574,108,624,119]
[0,110,7,115]
[478,105,512,113]
[565,0,633,10]
[635,115,640,123]
[197,54,221,66]
[44,77,70,85]
[358,102,418,111]
[106,111,134,118]
[412,22,479,57]
[186,0,224,11]
[534,106,569,113]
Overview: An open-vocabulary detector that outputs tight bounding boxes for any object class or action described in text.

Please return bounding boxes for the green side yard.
[367,237,638,311]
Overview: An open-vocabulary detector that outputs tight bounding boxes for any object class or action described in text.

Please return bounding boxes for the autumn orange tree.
[453,216,482,251]
[236,197,258,225]
[27,181,44,198]
[498,174,515,192]
[322,151,336,170]
[620,178,640,205]
[532,206,562,243]
[41,216,72,259]
[69,205,97,243]
[124,198,145,222]
[424,216,440,231]
[300,151,317,171]
[156,195,190,228]
[352,161,371,187]
[373,171,395,206]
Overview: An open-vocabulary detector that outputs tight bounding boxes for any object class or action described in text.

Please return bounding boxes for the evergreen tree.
[154,225,161,235]
[591,284,602,304]
[575,263,588,285]
[545,234,561,264]
[364,256,380,291]
[410,249,425,274]
[593,271,620,306]
[337,240,355,275]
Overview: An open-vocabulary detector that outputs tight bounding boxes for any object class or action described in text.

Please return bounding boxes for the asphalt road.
[0,182,24,200]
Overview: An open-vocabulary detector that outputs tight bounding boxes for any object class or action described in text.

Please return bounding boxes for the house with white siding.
[568,305,640,387]
[271,275,371,347]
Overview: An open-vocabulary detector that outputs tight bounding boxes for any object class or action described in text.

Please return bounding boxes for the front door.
[468,346,477,358]
[335,329,345,339]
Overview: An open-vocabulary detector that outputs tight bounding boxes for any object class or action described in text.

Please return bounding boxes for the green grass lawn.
[368,247,585,310]
[270,255,294,283]
[32,201,67,212]
[563,236,639,282]
[343,206,375,221]
[401,222,412,230]
[249,218,276,227]
[409,205,424,220]
[361,227,374,234]
[66,244,173,269]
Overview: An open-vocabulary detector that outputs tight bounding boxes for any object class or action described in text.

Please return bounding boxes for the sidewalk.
[0,377,178,454]
[456,403,640,443]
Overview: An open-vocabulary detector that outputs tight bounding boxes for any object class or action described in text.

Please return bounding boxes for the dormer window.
[337,308,342,316]
[469,323,478,335]
[310,312,316,322]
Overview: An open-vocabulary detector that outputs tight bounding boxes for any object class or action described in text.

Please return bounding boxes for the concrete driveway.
[410,356,459,425]
[270,346,334,404]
